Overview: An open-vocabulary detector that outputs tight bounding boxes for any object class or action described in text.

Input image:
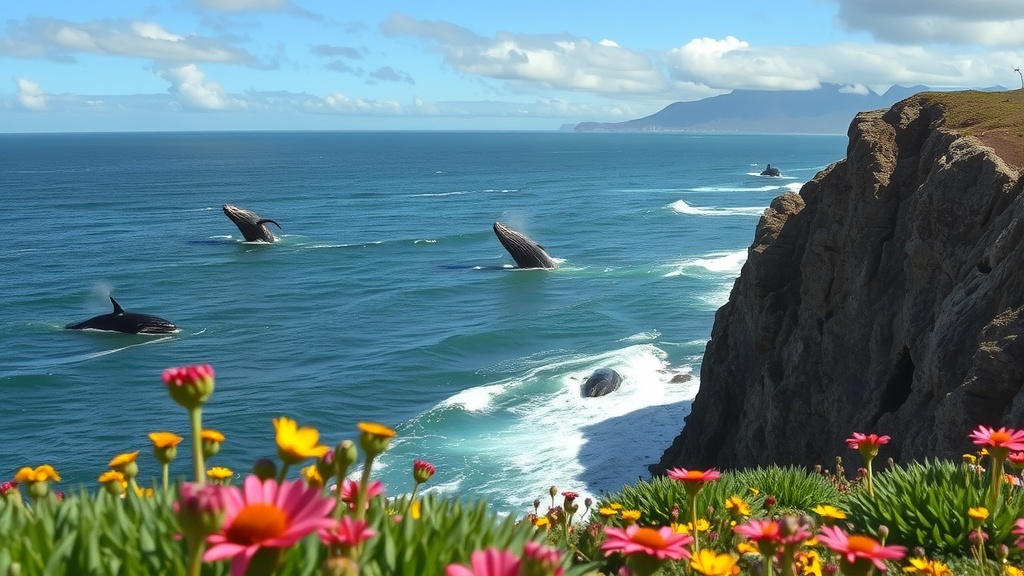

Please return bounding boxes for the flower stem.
[866,458,874,498]
[355,455,375,521]
[186,537,204,576]
[988,455,1005,513]
[404,482,421,517]
[276,463,291,485]
[161,463,170,500]
[688,492,699,552]
[188,407,205,486]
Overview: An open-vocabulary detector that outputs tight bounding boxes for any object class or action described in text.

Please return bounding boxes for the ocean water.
[0,131,846,514]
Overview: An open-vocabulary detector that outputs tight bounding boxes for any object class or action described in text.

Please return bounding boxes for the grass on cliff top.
[918,89,1024,167]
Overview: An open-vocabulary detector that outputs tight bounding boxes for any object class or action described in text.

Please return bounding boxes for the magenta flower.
[162,364,215,409]
[174,482,227,541]
[413,460,436,484]
[521,541,565,576]
[319,516,377,549]
[1013,518,1024,549]
[445,548,521,576]
[204,475,336,576]
[818,525,906,572]
[602,524,694,560]
[665,468,721,484]
[846,433,890,457]
[733,518,781,543]
[338,478,385,504]
[970,425,1024,454]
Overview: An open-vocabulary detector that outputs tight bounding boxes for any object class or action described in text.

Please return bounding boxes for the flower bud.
[549,485,558,498]
[252,457,277,481]
[412,460,436,485]
[99,470,126,497]
[174,482,226,541]
[162,364,215,410]
[110,452,140,481]
[201,429,225,459]
[334,440,358,479]
[356,422,395,459]
[316,451,336,483]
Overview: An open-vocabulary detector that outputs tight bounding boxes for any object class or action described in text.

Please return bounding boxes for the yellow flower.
[274,417,330,464]
[620,509,641,524]
[969,507,989,521]
[812,504,848,520]
[737,542,759,555]
[14,465,61,483]
[357,421,396,457]
[1006,566,1024,576]
[598,506,618,518]
[109,451,139,468]
[533,516,550,529]
[903,557,952,576]
[409,499,421,520]
[748,487,760,495]
[609,502,623,510]
[148,432,184,448]
[690,549,739,576]
[963,453,978,465]
[300,465,322,486]
[201,429,225,442]
[207,467,234,481]
[725,495,751,516]
[98,470,125,484]
[796,550,823,576]
[674,519,711,534]
[134,486,155,498]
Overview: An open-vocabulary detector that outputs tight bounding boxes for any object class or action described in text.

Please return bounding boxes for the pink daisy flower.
[1013,518,1024,549]
[970,425,1024,453]
[846,433,890,457]
[733,518,782,543]
[445,548,521,576]
[319,516,376,549]
[204,475,336,576]
[665,468,721,484]
[601,525,694,561]
[338,478,385,503]
[818,525,906,572]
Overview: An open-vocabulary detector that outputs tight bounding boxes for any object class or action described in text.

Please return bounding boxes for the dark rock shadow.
[575,399,693,498]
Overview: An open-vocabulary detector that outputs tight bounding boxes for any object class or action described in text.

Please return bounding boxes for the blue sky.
[2,0,1022,131]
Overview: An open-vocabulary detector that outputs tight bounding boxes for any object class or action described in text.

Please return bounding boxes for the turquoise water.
[0,131,846,514]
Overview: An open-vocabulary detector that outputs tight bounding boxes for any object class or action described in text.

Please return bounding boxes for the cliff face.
[654,93,1024,472]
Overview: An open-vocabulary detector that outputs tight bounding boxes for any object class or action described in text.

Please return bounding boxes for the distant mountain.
[574,84,930,134]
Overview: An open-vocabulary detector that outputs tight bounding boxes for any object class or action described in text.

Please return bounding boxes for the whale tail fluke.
[257,219,283,230]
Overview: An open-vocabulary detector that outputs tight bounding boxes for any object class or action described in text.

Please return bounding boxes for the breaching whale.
[223,204,281,243]
[66,296,178,334]
[493,221,556,269]
[580,368,622,398]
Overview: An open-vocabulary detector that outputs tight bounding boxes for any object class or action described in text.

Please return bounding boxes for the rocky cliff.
[654,91,1024,473]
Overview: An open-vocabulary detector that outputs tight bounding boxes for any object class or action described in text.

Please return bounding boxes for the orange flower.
[14,465,61,483]
[109,451,139,468]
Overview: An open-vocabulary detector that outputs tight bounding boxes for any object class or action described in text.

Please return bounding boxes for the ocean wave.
[392,344,699,512]
[663,249,747,277]
[669,200,766,216]
[686,185,785,193]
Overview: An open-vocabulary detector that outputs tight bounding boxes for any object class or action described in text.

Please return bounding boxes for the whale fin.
[257,219,282,230]
[109,296,125,315]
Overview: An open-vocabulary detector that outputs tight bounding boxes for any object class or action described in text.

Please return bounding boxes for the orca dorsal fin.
[257,219,282,230]
[109,296,125,315]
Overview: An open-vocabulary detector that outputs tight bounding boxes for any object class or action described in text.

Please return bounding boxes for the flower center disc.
[227,503,288,545]
[846,535,878,554]
[631,527,666,549]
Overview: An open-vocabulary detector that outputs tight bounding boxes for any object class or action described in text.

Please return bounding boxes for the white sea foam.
[785,182,804,193]
[400,344,699,512]
[686,185,783,193]
[412,191,467,197]
[663,249,747,277]
[669,199,766,216]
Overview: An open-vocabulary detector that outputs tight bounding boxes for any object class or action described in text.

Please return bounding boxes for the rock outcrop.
[654,93,1024,473]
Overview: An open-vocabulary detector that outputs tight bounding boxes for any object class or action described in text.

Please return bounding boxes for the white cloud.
[16,77,46,110]
[663,36,1024,92]
[381,13,665,95]
[155,64,247,110]
[0,17,253,64]
[833,0,1024,47]
[195,0,289,11]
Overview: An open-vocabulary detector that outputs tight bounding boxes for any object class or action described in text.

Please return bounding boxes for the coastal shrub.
[596,472,761,526]
[846,459,1024,556]
[727,464,843,513]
